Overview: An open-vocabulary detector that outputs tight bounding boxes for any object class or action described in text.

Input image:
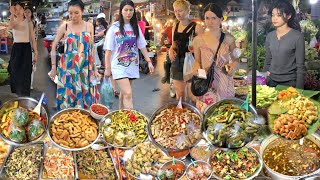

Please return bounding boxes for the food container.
[202,98,260,149]
[260,134,320,180]
[0,139,9,175]
[0,142,45,179]
[210,147,263,180]
[189,145,212,161]
[186,160,212,180]
[47,108,100,151]
[123,141,171,179]
[90,104,109,120]
[74,141,119,180]
[0,97,49,146]
[41,145,76,180]
[100,109,149,149]
[148,101,202,152]
[158,159,186,180]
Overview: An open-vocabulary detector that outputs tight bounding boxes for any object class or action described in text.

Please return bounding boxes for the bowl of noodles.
[0,97,49,146]
[47,108,100,151]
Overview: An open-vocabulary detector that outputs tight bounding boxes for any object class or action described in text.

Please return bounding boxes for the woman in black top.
[169,0,203,101]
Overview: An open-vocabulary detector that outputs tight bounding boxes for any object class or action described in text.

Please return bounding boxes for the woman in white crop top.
[8,3,38,96]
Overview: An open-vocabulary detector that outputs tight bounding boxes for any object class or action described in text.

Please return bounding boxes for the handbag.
[191,33,225,96]
[57,23,67,54]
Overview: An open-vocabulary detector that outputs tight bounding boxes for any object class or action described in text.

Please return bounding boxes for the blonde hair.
[173,0,191,11]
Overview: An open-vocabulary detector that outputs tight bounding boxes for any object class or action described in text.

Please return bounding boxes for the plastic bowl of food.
[90,104,109,120]
[157,159,186,180]
[190,145,213,161]
[186,160,212,180]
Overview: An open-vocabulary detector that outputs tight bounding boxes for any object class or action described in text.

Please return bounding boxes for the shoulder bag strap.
[208,32,225,70]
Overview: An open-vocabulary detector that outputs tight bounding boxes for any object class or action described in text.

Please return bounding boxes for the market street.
[0,38,174,118]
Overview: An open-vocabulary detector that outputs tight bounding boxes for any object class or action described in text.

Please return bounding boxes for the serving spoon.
[91,144,109,150]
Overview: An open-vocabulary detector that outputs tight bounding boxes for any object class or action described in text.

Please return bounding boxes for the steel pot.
[260,134,320,180]
[0,97,49,146]
[148,101,203,153]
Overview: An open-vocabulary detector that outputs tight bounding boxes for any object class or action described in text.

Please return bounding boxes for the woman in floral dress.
[49,0,100,110]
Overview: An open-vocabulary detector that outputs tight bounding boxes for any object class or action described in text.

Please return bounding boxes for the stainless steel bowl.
[186,160,212,180]
[260,134,320,180]
[148,101,203,153]
[47,108,99,151]
[210,147,263,180]
[202,98,259,149]
[158,159,186,180]
[0,97,49,146]
[99,109,149,149]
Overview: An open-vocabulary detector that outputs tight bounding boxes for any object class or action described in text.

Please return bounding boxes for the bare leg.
[117,78,133,109]
[173,80,187,101]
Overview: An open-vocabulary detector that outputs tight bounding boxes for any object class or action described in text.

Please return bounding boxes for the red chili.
[91,105,108,115]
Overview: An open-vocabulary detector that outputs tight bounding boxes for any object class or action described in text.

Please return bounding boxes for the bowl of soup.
[261,134,320,180]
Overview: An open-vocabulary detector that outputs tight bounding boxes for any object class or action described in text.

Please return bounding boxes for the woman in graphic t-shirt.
[104,0,154,109]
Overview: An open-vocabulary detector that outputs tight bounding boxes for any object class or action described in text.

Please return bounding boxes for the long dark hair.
[97,18,108,31]
[269,0,301,31]
[68,0,85,11]
[24,7,36,28]
[119,0,139,38]
[203,3,223,19]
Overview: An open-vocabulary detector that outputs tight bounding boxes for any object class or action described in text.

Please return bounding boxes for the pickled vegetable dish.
[210,148,260,180]
[263,138,320,176]
[101,110,147,147]
[0,139,8,168]
[158,163,185,180]
[91,104,108,115]
[76,147,116,179]
[5,145,43,179]
[187,162,212,180]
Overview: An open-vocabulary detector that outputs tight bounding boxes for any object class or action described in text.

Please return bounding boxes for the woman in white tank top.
[8,3,38,96]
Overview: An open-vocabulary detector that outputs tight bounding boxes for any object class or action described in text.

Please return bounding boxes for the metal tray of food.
[0,97,49,146]
[41,144,77,180]
[47,108,100,151]
[99,109,149,149]
[148,101,203,153]
[74,141,119,180]
[0,141,45,180]
[0,140,10,175]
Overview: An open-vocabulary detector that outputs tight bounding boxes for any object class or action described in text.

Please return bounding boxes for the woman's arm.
[104,50,112,77]
[190,36,201,78]
[295,34,305,89]
[8,7,17,30]
[227,34,239,75]
[169,22,177,61]
[50,23,66,67]
[29,21,38,63]
[263,33,272,75]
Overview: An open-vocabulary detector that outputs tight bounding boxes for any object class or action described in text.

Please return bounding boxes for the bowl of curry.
[260,134,320,179]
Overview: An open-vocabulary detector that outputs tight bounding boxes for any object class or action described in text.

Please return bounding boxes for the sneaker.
[114,91,120,98]
[169,80,176,98]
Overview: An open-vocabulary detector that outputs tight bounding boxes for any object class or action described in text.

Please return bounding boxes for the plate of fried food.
[47,108,99,151]
[268,87,319,140]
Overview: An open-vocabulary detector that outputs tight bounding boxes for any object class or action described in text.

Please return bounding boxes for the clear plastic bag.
[8,122,26,143]
[183,52,195,81]
[113,132,125,147]
[206,123,228,147]
[103,126,115,143]
[12,108,30,127]
[125,131,137,147]
[227,122,247,148]
[27,119,45,141]
[100,77,114,109]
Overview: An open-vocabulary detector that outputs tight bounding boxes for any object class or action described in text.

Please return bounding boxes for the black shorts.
[114,77,137,81]
[171,56,184,81]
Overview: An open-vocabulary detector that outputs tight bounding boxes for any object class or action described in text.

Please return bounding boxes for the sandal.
[114,91,120,98]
